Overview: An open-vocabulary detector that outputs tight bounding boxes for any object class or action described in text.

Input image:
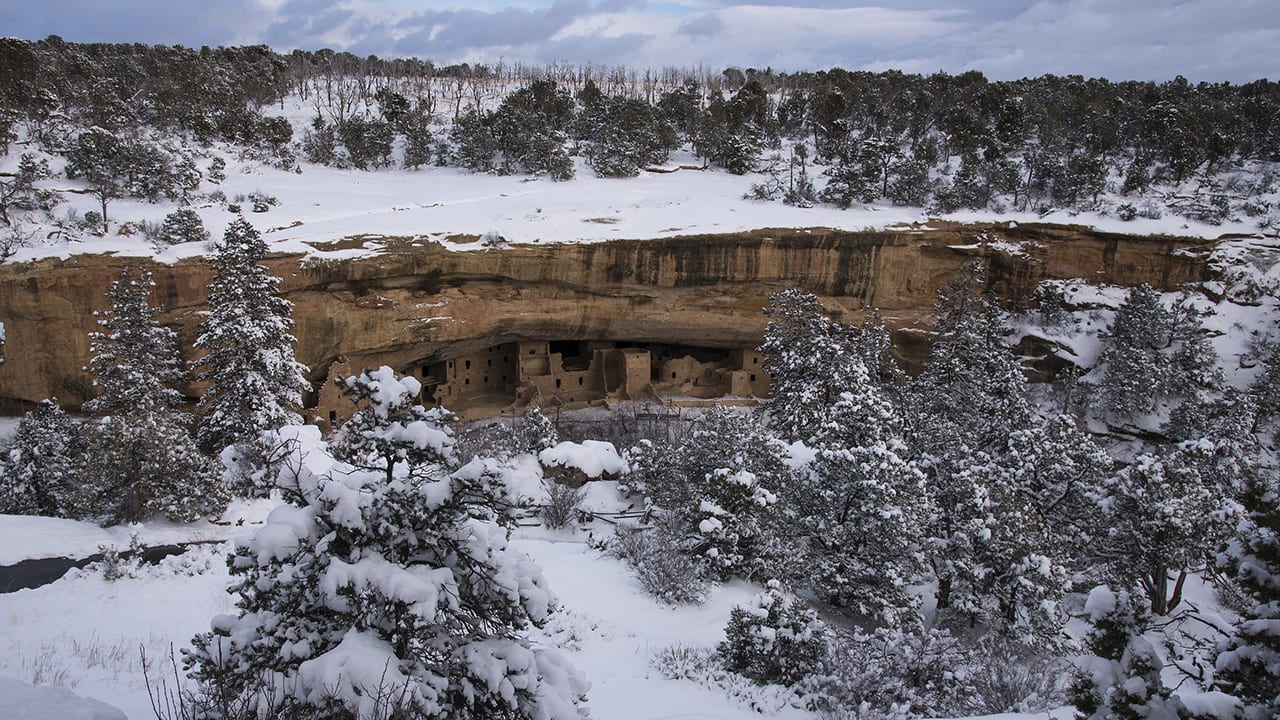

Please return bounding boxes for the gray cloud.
[394,0,595,56]
[534,31,655,64]
[677,13,725,37]
[3,0,265,47]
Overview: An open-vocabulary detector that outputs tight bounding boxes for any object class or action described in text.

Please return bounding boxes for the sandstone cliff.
[0,222,1211,412]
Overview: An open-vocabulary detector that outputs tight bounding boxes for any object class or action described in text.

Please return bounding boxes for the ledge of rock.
[0,222,1211,415]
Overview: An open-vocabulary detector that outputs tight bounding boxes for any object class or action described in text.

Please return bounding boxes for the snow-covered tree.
[512,406,559,455]
[911,265,1031,450]
[1101,448,1238,615]
[791,367,929,620]
[623,406,790,582]
[759,289,864,443]
[193,218,309,494]
[1093,285,1219,420]
[186,369,589,720]
[719,579,826,686]
[1071,585,1197,720]
[0,398,82,517]
[82,267,223,523]
[693,466,778,581]
[1096,284,1170,417]
[908,266,1039,627]
[932,415,1113,640]
[156,207,209,246]
[331,366,458,485]
[1215,472,1280,719]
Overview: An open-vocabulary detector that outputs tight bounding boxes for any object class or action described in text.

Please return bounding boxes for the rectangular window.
[555,379,562,388]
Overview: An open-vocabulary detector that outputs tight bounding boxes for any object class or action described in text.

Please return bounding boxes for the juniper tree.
[0,398,82,517]
[795,362,929,621]
[82,267,223,523]
[908,266,1036,621]
[1101,448,1237,615]
[331,366,459,486]
[193,218,309,494]
[187,368,589,720]
[623,406,790,582]
[156,207,209,246]
[759,289,863,443]
[1214,472,1280,719]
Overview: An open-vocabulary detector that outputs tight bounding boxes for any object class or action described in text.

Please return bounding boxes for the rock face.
[0,222,1211,414]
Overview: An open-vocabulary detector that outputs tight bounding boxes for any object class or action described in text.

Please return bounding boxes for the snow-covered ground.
[4,137,1267,270]
[0,482,1085,720]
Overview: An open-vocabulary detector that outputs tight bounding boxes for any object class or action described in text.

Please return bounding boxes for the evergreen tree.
[331,366,458,485]
[1095,284,1177,418]
[1215,472,1280,719]
[759,289,864,443]
[622,406,790,582]
[909,266,1037,625]
[1102,448,1237,615]
[0,398,82,517]
[1070,585,1203,720]
[512,406,559,455]
[719,580,826,686]
[194,218,309,494]
[82,267,224,523]
[157,207,209,246]
[793,364,929,620]
[186,369,589,720]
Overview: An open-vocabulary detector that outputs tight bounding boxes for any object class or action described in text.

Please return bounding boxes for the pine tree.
[1094,284,1202,419]
[759,289,864,443]
[0,398,82,517]
[793,363,929,620]
[719,579,826,686]
[908,266,1038,626]
[1071,586,1190,720]
[157,207,209,246]
[1102,448,1237,615]
[512,406,559,455]
[186,368,589,720]
[193,218,309,494]
[82,267,224,523]
[1215,472,1280,719]
[330,366,458,485]
[622,406,790,582]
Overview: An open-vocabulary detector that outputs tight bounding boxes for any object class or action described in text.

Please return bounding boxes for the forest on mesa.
[1,36,1278,251]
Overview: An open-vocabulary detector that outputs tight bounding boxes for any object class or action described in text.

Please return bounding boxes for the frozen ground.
[0,480,1087,720]
[3,139,1267,270]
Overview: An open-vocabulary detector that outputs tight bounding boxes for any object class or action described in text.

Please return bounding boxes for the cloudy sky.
[6,0,1277,82]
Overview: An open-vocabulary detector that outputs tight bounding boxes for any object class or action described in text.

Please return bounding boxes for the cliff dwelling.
[315,340,771,426]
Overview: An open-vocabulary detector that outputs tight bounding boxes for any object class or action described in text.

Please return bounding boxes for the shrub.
[718,579,826,686]
[606,516,708,604]
[542,481,586,529]
[157,208,209,246]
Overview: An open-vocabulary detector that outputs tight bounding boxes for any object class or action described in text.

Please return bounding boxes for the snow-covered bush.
[966,636,1068,713]
[512,407,559,455]
[803,625,980,720]
[717,580,826,686]
[0,397,83,517]
[541,481,586,530]
[605,516,708,605]
[650,643,800,715]
[155,207,208,246]
[185,370,590,720]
